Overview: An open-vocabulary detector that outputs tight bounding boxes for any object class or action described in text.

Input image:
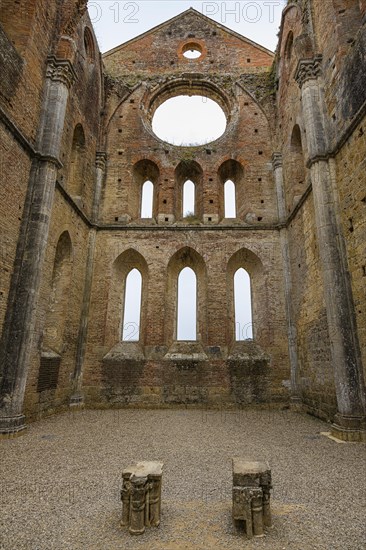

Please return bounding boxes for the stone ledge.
[103,342,145,361]
[163,341,208,361]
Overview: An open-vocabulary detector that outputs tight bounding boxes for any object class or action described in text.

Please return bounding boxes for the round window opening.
[152,95,227,146]
[182,43,202,59]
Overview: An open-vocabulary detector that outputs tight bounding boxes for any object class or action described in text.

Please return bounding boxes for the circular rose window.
[151,95,227,146]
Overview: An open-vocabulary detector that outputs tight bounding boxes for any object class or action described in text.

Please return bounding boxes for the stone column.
[251,488,264,537]
[272,153,301,406]
[295,56,366,441]
[129,476,148,535]
[92,152,107,223]
[70,229,96,406]
[70,152,105,405]
[0,57,76,437]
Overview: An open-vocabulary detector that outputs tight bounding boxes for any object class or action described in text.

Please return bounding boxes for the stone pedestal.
[232,458,272,538]
[121,461,163,535]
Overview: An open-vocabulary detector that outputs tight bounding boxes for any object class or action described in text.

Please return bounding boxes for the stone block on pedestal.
[232,458,272,538]
[121,461,163,535]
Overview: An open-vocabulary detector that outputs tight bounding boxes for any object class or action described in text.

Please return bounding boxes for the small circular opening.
[182,43,202,59]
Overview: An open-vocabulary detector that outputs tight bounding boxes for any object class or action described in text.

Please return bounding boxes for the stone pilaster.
[272,152,286,221]
[70,229,97,406]
[70,151,106,405]
[272,153,301,406]
[92,152,107,222]
[295,57,366,441]
[0,58,76,437]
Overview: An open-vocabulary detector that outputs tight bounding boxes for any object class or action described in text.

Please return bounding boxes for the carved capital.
[46,57,77,88]
[272,152,283,170]
[95,152,107,171]
[294,55,323,88]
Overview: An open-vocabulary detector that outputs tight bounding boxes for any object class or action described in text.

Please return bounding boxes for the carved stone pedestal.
[121,461,163,535]
[232,458,272,539]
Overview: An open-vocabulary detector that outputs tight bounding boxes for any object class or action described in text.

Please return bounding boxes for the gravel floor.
[0,408,365,550]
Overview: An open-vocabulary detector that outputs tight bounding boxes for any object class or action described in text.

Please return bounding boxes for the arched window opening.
[122,268,142,341]
[183,180,195,217]
[175,161,203,220]
[291,124,303,152]
[133,159,159,220]
[43,232,72,353]
[218,159,244,220]
[234,268,253,340]
[224,180,236,217]
[141,180,154,218]
[69,124,86,198]
[287,124,306,210]
[285,31,294,62]
[84,27,95,61]
[177,267,197,340]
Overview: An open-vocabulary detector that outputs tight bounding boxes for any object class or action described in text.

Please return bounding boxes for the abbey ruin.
[0,0,365,442]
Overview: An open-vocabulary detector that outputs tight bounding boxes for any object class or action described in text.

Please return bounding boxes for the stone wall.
[0,1,365,432]
[0,0,60,339]
[82,229,289,408]
[335,122,366,380]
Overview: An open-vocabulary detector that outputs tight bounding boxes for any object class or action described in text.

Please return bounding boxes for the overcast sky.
[89,1,287,53]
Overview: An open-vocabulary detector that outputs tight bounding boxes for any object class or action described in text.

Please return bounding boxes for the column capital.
[95,152,107,171]
[46,56,77,88]
[294,55,323,88]
[272,152,283,170]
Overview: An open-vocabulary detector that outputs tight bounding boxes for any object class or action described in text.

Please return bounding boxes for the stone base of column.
[331,414,366,442]
[0,414,27,438]
[70,394,84,407]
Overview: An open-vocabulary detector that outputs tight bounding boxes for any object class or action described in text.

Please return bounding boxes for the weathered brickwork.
[288,197,335,420]
[23,185,91,418]
[335,123,366,379]
[82,230,289,407]
[0,1,365,439]
[0,127,31,332]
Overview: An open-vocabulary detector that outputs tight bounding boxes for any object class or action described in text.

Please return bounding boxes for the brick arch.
[283,123,308,212]
[218,159,244,220]
[83,26,95,61]
[132,159,160,219]
[174,160,203,220]
[58,0,88,38]
[42,231,73,354]
[277,3,311,86]
[165,247,207,345]
[235,83,273,129]
[284,30,294,62]
[68,124,86,199]
[227,247,267,347]
[105,249,149,348]
[104,85,143,138]
[143,78,234,123]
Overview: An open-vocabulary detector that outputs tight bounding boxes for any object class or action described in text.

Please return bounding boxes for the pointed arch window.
[69,124,86,198]
[224,179,236,217]
[84,27,95,61]
[43,232,72,353]
[234,268,253,340]
[122,268,142,341]
[177,267,197,340]
[183,180,195,217]
[141,180,154,218]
